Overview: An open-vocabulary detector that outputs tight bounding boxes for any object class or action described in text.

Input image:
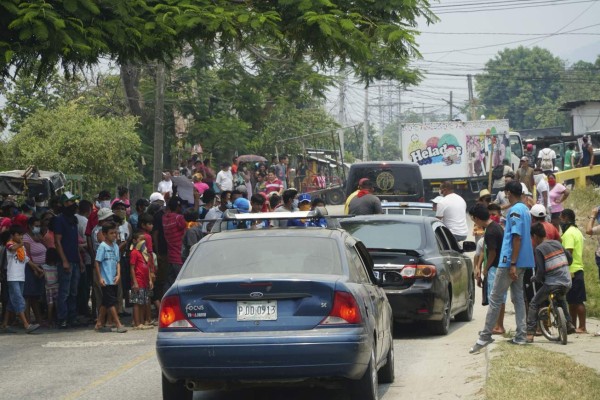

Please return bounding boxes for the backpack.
[540,149,553,170]
[492,165,505,180]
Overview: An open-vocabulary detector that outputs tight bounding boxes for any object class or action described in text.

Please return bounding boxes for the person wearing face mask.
[111,200,132,316]
[22,216,46,326]
[203,191,231,234]
[53,192,84,329]
[85,190,112,264]
[533,168,550,218]
[547,174,569,231]
[515,156,534,194]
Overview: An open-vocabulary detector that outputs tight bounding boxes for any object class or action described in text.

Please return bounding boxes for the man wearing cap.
[54,192,84,329]
[348,179,382,216]
[533,168,550,217]
[515,156,534,193]
[344,178,367,215]
[436,182,468,242]
[470,181,535,353]
[524,143,536,168]
[85,190,112,262]
[158,172,173,198]
[530,204,560,241]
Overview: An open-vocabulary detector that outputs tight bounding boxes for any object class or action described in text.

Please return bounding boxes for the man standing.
[577,136,594,168]
[216,162,234,193]
[157,172,173,198]
[533,168,550,217]
[275,155,289,189]
[162,196,187,292]
[515,156,534,194]
[537,146,556,173]
[436,181,468,242]
[348,179,382,216]
[470,181,534,353]
[54,192,83,329]
[561,209,587,333]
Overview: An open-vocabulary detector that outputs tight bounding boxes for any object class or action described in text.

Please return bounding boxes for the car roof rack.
[209,207,352,233]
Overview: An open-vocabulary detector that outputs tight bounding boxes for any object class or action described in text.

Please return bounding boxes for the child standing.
[129,232,152,329]
[42,248,60,327]
[138,213,158,325]
[94,222,127,333]
[0,225,40,333]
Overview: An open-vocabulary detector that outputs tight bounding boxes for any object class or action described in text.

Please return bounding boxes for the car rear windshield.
[341,221,425,250]
[181,236,343,278]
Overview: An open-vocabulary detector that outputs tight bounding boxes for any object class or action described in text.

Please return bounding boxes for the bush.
[565,185,600,318]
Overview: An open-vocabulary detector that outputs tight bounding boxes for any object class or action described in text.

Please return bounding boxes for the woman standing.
[548,173,570,230]
[22,216,46,326]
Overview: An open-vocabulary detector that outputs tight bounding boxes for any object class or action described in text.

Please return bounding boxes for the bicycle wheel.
[538,307,560,341]
[556,307,568,345]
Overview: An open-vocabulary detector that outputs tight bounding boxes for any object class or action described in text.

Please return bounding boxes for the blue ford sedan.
[156,226,394,400]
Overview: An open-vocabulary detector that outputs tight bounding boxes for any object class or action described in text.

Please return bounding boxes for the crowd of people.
[0,155,335,334]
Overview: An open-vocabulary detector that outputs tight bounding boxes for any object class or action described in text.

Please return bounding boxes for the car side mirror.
[461,241,476,253]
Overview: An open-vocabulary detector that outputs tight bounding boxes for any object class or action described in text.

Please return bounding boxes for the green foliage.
[5,103,142,197]
[0,0,435,85]
[476,46,564,130]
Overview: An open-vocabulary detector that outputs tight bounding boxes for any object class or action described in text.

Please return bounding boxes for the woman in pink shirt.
[23,216,46,325]
[548,173,570,229]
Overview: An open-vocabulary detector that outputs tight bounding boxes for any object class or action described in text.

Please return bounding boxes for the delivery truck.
[400,120,523,205]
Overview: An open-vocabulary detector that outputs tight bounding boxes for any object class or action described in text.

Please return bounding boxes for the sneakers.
[567,323,577,335]
[111,326,128,333]
[469,338,495,354]
[26,324,40,334]
[508,338,529,345]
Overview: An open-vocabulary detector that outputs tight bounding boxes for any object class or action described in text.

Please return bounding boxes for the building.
[558,100,600,136]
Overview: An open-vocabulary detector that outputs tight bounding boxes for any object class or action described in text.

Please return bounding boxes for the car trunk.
[370,251,421,290]
[178,276,339,332]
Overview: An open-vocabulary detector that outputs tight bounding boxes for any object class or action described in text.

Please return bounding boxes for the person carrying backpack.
[537,147,556,172]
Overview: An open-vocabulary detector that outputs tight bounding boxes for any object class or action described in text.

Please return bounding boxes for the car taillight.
[159,295,193,329]
[401,264,436,279]
[320,291,362,325]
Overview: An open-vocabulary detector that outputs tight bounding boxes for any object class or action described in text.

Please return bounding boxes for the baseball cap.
[431,196,444,204]
[298,193,311,203]
[97,208,114,221]
[233,197,250,213]
[358,178,369,186]
[530,204,547,217]
[135,198,150,208]
[149,192,164,203]
[59,191,80,204]
[111,199,130,209]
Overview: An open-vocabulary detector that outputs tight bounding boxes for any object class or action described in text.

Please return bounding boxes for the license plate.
[236,300,278,321]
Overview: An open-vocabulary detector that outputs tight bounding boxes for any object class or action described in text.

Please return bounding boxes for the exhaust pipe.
[185,381,197,391]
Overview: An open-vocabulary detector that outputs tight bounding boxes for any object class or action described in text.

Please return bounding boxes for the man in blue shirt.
[470,181,535,353]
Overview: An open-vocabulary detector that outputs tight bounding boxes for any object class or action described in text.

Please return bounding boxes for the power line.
[431,0,599,14]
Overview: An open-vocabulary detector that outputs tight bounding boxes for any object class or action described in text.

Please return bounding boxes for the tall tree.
[476,46,564,130]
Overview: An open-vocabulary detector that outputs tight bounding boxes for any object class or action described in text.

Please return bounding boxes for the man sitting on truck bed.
[436,181,469,242]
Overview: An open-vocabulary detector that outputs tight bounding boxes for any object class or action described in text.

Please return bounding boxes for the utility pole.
[467,74,476,121]
[421,103,425,123]
[378,85,384,147]
[337,74,347,162]
[363,86,369,161]
[449,91,453,121]
[153,61,166,189]
[398,85,402,152]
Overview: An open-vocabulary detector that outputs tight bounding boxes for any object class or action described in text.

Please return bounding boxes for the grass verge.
[487,342,600,400]
[565,186,600,318]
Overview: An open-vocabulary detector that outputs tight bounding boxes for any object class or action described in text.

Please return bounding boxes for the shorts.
[487,267,507,304]
[129,288,148,305]
[7,281,26,314]
[101,285,118,308]
[566,270,587,304]
[46,286,58,305]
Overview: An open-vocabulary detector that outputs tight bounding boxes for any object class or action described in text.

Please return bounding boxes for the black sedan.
[340,215,475,335]
[156,221,394,400]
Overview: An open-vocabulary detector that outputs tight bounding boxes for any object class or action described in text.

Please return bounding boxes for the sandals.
[111,326,128,333]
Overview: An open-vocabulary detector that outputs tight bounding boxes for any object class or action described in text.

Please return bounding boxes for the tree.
[1,0,435,85]
[476,46,564,130]
[4,103,142,197]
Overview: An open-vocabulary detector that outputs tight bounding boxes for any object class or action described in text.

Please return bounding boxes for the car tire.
[429,288,451,335]
[326,189,345,205]
[455,277,474,322]
[377,336,395,384]
[351,349,379,400]
[162,373,192,400]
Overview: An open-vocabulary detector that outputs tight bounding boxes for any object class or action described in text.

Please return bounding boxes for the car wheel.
[326,189,345,205]
[429,288,451,335]
[351,349,378,400]
[377,336,395,384]
[455,277,474,322]
[162,373,192,400]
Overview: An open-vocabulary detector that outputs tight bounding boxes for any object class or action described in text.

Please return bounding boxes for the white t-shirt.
[435,193,469,238]
[537,148,556,170]
[76,214,91,264]
[535,177,550,208]
[7,246,29,282]
[202,207,224,233]
[158,179,173,195]
[216,170,234,191]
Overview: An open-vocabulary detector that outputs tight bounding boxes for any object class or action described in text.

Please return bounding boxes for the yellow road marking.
[62,350,155,400]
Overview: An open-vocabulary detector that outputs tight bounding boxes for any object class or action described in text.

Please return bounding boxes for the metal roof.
[558,100,600,111]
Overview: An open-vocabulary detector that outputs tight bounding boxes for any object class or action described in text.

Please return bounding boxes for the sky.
[326,0,600,130]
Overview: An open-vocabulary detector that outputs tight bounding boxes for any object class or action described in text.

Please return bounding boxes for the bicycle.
[537,289,568,345]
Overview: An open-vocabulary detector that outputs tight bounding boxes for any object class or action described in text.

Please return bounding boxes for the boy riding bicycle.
[527,222,575,342]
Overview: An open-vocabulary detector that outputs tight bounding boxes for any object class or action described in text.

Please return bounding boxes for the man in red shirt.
[162,196,187,292]
[530,204,561,241]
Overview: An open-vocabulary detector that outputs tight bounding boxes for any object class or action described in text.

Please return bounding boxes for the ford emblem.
[249,292,264,298]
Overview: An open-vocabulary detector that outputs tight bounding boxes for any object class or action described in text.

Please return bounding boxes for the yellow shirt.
[344,190,359,214]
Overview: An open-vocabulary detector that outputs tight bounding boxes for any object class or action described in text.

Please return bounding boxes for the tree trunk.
[153,62,166,188]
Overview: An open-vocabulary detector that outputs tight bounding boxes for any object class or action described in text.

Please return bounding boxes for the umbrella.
[237,154,267,163]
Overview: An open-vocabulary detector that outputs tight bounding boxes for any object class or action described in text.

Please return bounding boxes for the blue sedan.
[156,226,394,400]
